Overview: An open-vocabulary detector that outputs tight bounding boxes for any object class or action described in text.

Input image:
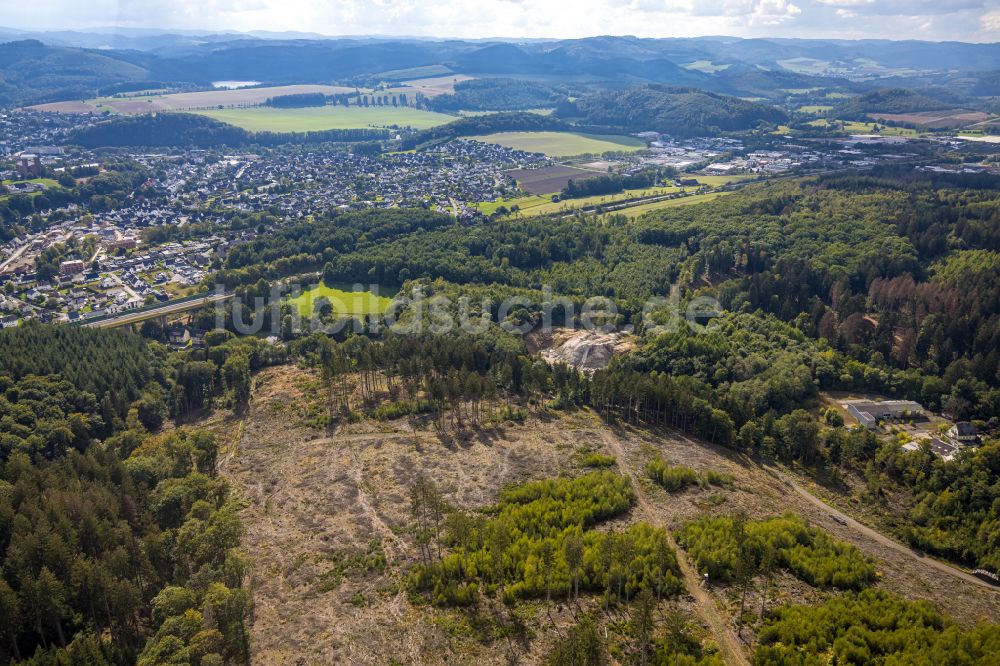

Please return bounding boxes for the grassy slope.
[477,175,751,217]
[286,284,394,318]
[807,118,921,136]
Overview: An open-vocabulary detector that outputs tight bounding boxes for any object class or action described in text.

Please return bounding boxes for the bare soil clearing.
[868,110,993,129]
[216,365,1000,664]
[529,328,635,373]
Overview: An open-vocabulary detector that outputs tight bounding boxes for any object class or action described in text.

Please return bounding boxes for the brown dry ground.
[505,165,604,195]
[210,364,1000,665]
[385,74,475,98]
[869,110,993,129]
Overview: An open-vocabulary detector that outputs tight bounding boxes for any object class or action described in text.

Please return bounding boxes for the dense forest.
[215,208,680,306]
[0,323,159,403]
[263,92,325,108]
[636,171,1000,420]
[562,169,660,199]
[0,318,300,663]
[211,170,1000,435]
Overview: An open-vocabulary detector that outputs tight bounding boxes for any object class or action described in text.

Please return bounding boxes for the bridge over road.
[79,291,233,329]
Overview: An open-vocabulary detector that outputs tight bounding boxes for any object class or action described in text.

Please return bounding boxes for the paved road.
[0,242,30,272]
[762,464,999,593]
[601,431,751,666]
[110,272,140,302]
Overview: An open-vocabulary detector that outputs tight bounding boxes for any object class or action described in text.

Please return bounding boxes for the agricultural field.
[960,134,1000,143]
[683,60,731,73]
[868,110,994,130]
[468,131,645,158]
[777,57,830,74]
[612,190,734,218]
[383,74,474,98]
[692,174,755,187]
[481,174,753,216]
[457,108,554,117]
[505,164,605,194]
[194,106,457,131]
[286,283,395,318]
[535,187,684,216]
[806,118,921,136]
[474,194,552,216]
[29,84,357,114]
[375,65,454,81]
[481,186,691,217]
[797,105,833,114]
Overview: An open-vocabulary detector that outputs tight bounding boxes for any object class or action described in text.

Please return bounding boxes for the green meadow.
[797,105,834,113]
[476,174,751,217]
[287,284,394,318]
[807,118,920,136]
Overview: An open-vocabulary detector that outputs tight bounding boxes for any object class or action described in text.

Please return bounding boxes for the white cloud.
[1,0,998,41]
[982,10,1000,32]
[815,0,872,7]
[750,0,802,26]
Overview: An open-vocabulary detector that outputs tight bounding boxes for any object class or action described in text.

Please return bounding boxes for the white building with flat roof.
[844,399,925,429]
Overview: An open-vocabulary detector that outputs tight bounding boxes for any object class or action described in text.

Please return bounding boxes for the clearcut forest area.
[1,24,1000,666]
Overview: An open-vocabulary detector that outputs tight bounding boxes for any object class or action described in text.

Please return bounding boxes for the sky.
[2,0,1000,42]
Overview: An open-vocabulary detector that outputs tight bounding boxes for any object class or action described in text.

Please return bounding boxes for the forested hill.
[634,169,1000,420]
[556,85,788,137]
[69,112,389,148]
[832,87,958,120]
[4,34,1000,107]
[0,39,149,106]
[0,321,289,663]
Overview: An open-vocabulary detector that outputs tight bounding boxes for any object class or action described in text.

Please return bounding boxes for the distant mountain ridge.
[1,32,999,107]
[0,39,152,105]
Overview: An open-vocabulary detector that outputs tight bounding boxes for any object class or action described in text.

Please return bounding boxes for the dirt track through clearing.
[763,465,1000,594]
[600,430,751,666]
